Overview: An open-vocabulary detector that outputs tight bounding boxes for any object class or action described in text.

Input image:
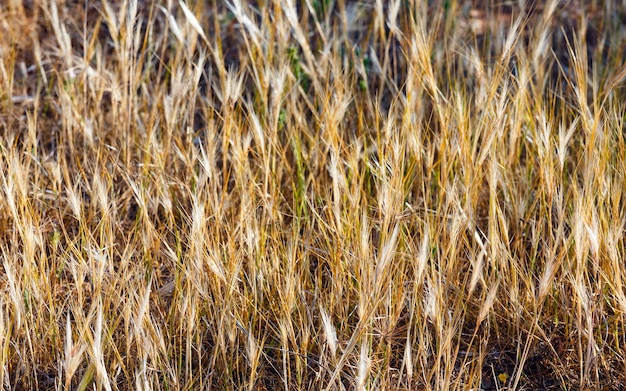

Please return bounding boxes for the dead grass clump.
[1,0,626,389]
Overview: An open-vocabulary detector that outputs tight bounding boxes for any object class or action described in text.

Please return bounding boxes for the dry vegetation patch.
[1,0,626,390]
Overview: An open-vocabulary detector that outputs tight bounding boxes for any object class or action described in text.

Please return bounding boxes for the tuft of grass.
[1,0,626,389]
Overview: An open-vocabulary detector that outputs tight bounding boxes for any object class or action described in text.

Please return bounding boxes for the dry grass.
[1,0,626,389]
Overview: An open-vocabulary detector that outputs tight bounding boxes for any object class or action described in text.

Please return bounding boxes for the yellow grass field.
[1,0,626,389]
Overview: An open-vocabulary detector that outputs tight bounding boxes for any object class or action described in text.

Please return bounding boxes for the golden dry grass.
[1,0,626,389]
